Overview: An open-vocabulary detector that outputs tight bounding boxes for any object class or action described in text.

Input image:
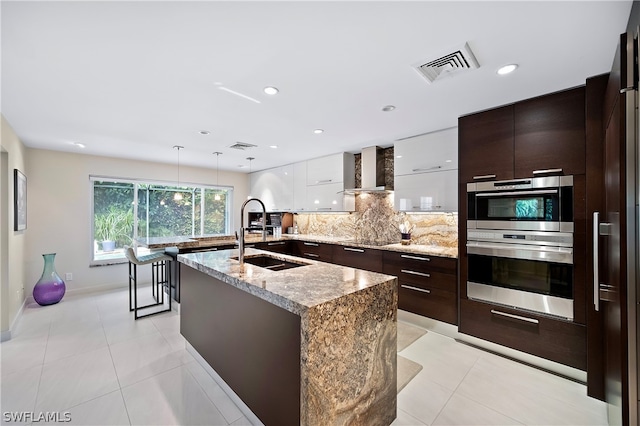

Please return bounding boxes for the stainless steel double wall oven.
[466,175,575,319]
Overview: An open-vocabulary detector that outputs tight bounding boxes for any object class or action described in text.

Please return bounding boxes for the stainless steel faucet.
[239,198,266,265]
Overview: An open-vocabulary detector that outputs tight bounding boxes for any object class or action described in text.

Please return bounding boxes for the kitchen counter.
[138,233,458,258]
[281,234,459,258]
[178,248,397,425]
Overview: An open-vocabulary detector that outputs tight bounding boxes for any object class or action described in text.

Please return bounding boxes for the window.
[91,177,233,264]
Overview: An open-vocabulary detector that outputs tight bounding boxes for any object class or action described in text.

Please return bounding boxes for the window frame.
[89,175,234,266]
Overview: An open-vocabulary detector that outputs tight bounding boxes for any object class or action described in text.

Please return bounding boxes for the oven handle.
[466,241,573,264]
[475,189,558,197]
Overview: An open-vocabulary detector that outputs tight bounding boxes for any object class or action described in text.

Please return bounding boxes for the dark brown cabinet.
[331,245,383,273]
[383,252,458,325]
[458,86,586,183]
[458,105,515,183]
[458,84,589,370]
[290,240,333,262]
[254,240,292,254]
[459,298,587,370]
[514,87,586,177]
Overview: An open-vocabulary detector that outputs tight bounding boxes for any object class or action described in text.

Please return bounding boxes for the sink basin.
[236,255,310,272]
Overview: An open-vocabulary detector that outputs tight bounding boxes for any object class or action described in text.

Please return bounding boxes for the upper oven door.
[468,176,573,232]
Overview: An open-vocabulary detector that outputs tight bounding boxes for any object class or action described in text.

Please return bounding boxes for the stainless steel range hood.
[342,146,391,194]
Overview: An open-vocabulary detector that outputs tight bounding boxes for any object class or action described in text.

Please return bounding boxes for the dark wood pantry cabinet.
[458,85,588,370]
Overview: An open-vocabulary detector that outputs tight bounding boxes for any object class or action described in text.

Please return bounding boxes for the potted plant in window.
[95,207,133,252]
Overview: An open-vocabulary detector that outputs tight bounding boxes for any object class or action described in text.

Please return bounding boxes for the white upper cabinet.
[293,161,308,211]
[249,153,355,212]
[307,153,355,186]
[394,127,458,212]
[249,165,293,211]
[306,182,355,212]
[394,170,458,212]
[394,127,458,176]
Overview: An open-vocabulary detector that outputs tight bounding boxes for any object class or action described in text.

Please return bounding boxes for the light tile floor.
[1,288,607,426]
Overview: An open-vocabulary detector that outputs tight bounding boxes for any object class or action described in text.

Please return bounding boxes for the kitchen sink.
[235,255,310,271]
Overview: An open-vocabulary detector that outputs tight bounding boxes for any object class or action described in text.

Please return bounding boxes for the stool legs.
[129,259,172,320]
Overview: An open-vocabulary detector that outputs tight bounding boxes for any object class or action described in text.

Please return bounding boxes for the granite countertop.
[139,233,458,258]
[178,248,397,316]
[280,234,459,258]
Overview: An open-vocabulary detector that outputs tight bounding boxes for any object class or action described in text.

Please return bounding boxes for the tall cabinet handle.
[593,211,600,312]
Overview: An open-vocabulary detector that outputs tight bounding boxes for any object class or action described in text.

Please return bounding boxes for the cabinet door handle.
[593,211,600,312]
[316,179,333,184]
[401,254,430,262]
[473,174,496,180]
[401,284,431,294]
[412,166,442,172]
[303,252,319,258]
[532,168,563,175]
[268,242,286,246]
[490,310,539,324]
[401,269,430,278]
[344,247,365,253]
[317,207,333,211]
[303,242,319,247]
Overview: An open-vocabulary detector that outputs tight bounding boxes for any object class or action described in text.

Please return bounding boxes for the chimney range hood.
[342,146,392,194]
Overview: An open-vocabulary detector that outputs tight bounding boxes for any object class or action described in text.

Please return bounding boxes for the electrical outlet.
[65,273,73,281]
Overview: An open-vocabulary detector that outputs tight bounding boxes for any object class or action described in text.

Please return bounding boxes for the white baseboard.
[397,309,587,384]
[186,342,263,426]
[1,297,27,342]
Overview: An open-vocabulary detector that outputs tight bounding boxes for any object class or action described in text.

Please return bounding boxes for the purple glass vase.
[33,253,66,306]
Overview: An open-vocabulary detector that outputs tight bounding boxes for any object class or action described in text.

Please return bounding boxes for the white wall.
[0,115,28,339]
[25,148,250,297]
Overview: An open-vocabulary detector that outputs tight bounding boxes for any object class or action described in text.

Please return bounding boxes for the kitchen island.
[178,248,398,425]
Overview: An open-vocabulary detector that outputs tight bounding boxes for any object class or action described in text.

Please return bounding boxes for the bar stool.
[124,246,172,319]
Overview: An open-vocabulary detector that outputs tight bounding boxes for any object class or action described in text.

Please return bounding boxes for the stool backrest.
[124,246,139,264]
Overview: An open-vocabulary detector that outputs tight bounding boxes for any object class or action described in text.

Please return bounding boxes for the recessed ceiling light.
[264,86,279,95]
[313,129,324,134]
[382,105,396,112]
[199,130,210,135]
[497,64,518,75]
[269,145,278,149]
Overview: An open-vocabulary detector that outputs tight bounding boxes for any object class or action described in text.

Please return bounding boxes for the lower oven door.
[467,242,574,320]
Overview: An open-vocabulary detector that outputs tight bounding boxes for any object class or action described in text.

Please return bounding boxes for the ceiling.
[1,1,633,173]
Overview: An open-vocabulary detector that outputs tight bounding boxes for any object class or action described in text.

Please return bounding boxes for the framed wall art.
[14,169,26,231]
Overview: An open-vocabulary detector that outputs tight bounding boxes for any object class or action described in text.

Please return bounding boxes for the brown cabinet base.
[399,283,457,325]
[459,298,586,370]
[180,266,301,425]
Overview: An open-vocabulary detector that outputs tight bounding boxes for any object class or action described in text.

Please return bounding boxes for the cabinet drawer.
[292,240,333,262]
[331,246,383,273]
[385,265,455,292]
[383,251,457,274]
[459,298,586,370]
[255,240,292,254]
[399,283,457,325]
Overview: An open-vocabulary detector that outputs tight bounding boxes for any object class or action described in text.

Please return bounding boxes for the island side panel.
[300,277,398,425]
[180,265,301,425]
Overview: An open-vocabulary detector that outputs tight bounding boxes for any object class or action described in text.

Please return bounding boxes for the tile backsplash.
[294,192,458,248]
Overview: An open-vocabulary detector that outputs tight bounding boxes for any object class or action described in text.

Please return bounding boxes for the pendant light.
[173,145,184,201]
[246,157,255,200]
[213,151,222,201]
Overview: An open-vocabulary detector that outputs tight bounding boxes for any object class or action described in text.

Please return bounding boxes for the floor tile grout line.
[30,319,53,414]
[445,356,526,426]
[183,361,236,425]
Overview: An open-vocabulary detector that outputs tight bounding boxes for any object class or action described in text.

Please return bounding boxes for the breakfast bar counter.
[178,248,398,425]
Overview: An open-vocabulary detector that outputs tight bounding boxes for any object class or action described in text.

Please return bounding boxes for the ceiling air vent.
[228,142,257,150]
[414,42,479,84]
